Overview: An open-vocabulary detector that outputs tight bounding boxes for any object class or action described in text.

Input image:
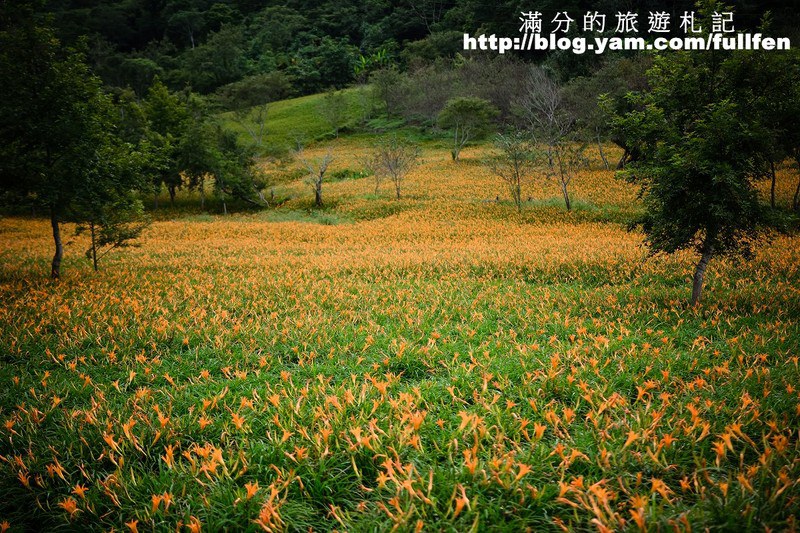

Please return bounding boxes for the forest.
[43,0,800,97]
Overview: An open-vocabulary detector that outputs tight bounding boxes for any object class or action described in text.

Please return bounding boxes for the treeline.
[369,54,649,166]
[44,0,800,100]
[0,2,265,278]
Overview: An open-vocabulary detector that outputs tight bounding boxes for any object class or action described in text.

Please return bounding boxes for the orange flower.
[72,484,88,499]
[151,494,162,514]
[58,497,79,518]
[186,516,202,533]
[245,481,259,500]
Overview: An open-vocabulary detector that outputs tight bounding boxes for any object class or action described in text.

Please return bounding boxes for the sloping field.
[1,141,799,531]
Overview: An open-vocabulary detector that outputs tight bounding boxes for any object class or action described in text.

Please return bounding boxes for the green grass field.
[218,89,368,154]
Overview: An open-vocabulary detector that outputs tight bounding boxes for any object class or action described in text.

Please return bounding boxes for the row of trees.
[132,79,264,212]
[0,5,261,277]
[298,62,585,213]
[372,54,650,169]
[430,64,589,213]
[300,136,421,209]
[435,7,800,306]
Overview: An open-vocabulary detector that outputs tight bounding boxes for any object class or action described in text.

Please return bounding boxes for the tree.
[179,23,247,93]
[212,126,265,213]
[406,0,446,33]
[405,65,461,123]
[516,66,582,211]
[166,7,205,49]
[75,195,150,272]
[437,97,498,161]
[300,151,333,208]
[570,56,652,169]
[550,142,585,212]
[564,77,611,169]
[213,72,293,110]
[613,14,776,306]
[457,56,530,122]
[177,117,218,210]
[233,103,269,150]
[0,5,146,278]
[728,45,800,209]
[370,67,407,117]
[70,132,150,272]
[140,129,179,208]
[485,132,536,212]
[353,48,389,84]
[288,36,358,94]
[318,89,348,138]
[114,56,164,96]
[366,136,420,199]
[142,78,189,206]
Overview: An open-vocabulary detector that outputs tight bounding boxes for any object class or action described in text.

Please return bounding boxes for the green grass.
[258,208,350,225]
[1,90,799,532]
[0,241,798,531]
[218,88,370,153]
[216,86,463,156]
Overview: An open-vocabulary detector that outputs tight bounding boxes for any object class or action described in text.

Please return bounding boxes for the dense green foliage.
[0,2,147,277]
[609,8,800,303]
[0,3,266,277]
[40,0,800,99]
[619,63,765,255]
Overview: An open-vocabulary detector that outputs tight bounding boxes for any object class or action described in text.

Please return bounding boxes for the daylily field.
[1,140,799,531]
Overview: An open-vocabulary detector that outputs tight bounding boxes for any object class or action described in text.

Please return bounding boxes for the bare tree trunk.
[90,222,98,272]
[770,160,777,208]
[691,241,714,306]
[616,148,629,169]
[50,206,63,280]
[394,179,401,200]
[561,184,571,211]
[556,152,571,212]
[794,158,800,211]
[315,180,323,207]
[200,178,205,210]
[596,133,609,170]
[169,185,176,206]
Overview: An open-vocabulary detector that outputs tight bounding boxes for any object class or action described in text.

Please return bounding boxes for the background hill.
[44,0,800,100]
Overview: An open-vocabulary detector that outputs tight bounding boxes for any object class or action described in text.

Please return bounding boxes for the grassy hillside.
[2,124,800,531]
[218,88,372,154]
